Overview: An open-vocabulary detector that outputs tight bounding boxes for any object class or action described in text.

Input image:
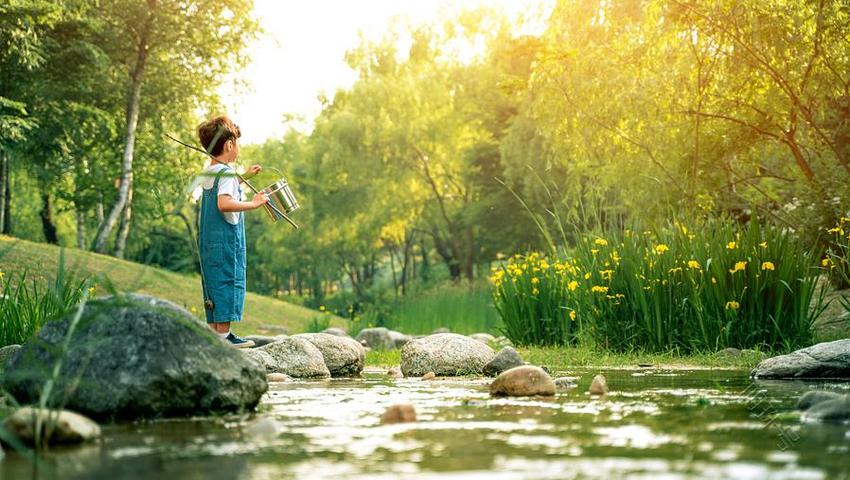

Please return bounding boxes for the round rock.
[241,348,277,372]
[489,366,555,397]
[589,374,609,395]
[801,395,850,422]
[380,404,416,424]
[388,330,412,349]
[3,407,101,445]
[355,327,395,350]
[798,390,845,410]
[322,327,350,337]
[483,347,525,377]
[259,337,330,378]
[294,333,366,377]
[401,333,495,376]
[751,339,850,379]
[2,295,267,419]
[470,333,496,344]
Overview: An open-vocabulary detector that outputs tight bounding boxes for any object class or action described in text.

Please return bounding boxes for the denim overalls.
[199,167,246,323]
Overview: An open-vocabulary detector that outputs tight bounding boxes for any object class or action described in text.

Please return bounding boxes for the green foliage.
[303,313,332,333]
[493,219,825,352]
[0,251,90,347]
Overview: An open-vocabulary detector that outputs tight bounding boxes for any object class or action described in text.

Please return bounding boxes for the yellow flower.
[711,277,717,284]
[539,260,550,269]
[0,271,4,278]
[531,277,540,284]
[611,250,621,264]
[584,272,591,280]
[591,249,599,255]
[668,267,683,274]
[828,227,844,235]
[599,269,614,281]
[687,260,701,269]
[761,261,775,271]
[88,286,96,296]
[759,241,768,248]
[567,280,579,291]
[594,238,608,246]
[532,287,540,295]
[654,244,669,254]
[822,258,833,268]
[729,261,747,273]
[725,300,740,310]
[569,310,577,321]
[190,306,198,314]
[591,285,608,294]
[319,305,326,311]
[726,241,737,250]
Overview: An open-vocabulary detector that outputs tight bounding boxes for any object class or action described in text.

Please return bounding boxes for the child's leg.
[210,322,231,334]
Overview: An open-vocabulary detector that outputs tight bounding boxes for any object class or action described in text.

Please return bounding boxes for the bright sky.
[219,0,554,145]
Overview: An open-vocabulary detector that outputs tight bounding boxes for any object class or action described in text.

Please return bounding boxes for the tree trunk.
[76,207,86,249]
[3,165,10,235]
[92,21,151,253]
[40,191,58,245]
[0,149,7,233]
[113,184,133,258]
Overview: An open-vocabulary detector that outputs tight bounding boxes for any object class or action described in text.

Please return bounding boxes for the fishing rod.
[165,133,300,229]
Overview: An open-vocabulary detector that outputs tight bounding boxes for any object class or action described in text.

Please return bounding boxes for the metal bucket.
[260,174,299,222]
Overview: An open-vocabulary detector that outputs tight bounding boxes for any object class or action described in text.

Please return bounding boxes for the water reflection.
[2,368,848,479]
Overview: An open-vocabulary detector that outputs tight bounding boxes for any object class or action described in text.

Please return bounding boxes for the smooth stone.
[322,327,350,337]
[244,335,279,347]
[266,373,291,383]
[751,339,850,379]
[422,372,436,380]
[3,407,100,445]
[380,404,416,424]
[554,377,578,390]
[388,330,412,349]
[589,374,609,395]
[355,327,395,350]
[259,338,330,378]
[242,348,277,372]
[489,365,555,397]
[801,396,850,422]
[798,390,845,410]
[387,367,403,378]
[3,294,266,419]
[401,333,496,377]
[293,333,366,377]
[482,347,525,377]
[244,417,283,439]
[470,333,496,344]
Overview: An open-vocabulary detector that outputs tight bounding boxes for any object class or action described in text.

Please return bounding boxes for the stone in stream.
[387,367,403,378]
[3,294,267,419]
[242,348,277,372]
[388,330,412,349]
[244,335,279,347]
[554,377,578,390]
[0,344,21,377]
[470,333,496,345]
[801,396,850,423]
[3,407,101,446]
[322,327,350,337]
[259,337,330,378]
[266,373,291,383]
[422,372,436,380]
[751,339,850,379]
[797,390,845,410]
[293,333,366,377]
[589,374,609,395]
[380,404,416,424]
[482,347,525,377]
[355,327,395,350]
[401,333,496,377]
[489,366,555,397]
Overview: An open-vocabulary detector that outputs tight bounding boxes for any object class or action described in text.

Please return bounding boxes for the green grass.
[0,235,341,339]
[365,345,766,370]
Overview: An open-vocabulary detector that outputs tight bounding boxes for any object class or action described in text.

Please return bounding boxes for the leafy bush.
[492,219,825,352]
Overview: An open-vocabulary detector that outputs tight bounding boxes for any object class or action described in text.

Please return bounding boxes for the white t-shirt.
[202,163,242,225]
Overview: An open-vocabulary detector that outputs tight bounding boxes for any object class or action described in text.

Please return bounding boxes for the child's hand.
[246,164,262,177]
[251,192,269,208]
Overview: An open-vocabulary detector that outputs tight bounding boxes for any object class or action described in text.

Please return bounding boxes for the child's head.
[197,115,241,162]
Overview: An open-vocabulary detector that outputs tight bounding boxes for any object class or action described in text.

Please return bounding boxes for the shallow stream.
[2,368,849,479]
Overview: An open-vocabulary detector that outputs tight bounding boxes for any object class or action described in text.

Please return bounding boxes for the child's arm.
[218,192,268,213]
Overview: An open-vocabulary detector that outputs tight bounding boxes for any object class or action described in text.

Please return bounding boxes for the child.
[196,116,268,348]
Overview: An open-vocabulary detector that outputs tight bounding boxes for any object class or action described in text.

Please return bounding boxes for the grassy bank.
[0,235,341,337]
[365,345,767,371]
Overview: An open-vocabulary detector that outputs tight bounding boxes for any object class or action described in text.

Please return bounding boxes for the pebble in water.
[489,366,556,397]
[553,377,578,390]
[589,374,609,395]
[422,372,436,380]
[380,404,416,424]
[3,407,101,446]
[387,367,403,378]
[267,373,291,383]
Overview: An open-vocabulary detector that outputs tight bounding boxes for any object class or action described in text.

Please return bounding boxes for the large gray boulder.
[241,348,277,372]
[259,337,330,378]
[356,327,395,350]
[3,295,267,420]
[751,339,850,379]
[294,333,366,377]
[401,333,496,376]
